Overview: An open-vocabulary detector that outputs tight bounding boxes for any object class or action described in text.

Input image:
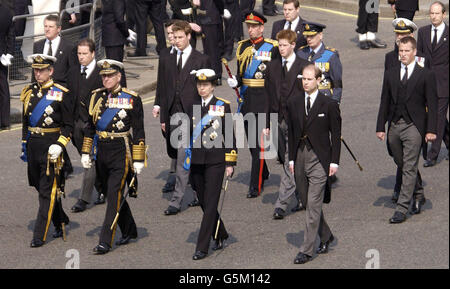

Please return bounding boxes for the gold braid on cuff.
[225,150,238,164]
[82,137,93,154]
[132,142,146,162]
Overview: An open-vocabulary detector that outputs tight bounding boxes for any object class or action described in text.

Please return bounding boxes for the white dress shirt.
[431,22,446,44]
[282,52,296,72]
[284,16,300,32]
[176,44,192,69]
[43,36,61,57]
[400,60,416,81]
[202,94,214,107]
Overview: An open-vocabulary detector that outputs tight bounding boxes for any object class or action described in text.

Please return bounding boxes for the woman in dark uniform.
[188,69,237,260]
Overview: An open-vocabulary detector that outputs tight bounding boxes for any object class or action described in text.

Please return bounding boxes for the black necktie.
[306,96,311,115]
[48,40,53,56]
[432,28,438,50]
[282,60,287,77]
[81,66,87,79]
[287,21,292,30]
[308,51,315,62]
[402,66,408,85]
[177,51,183,72]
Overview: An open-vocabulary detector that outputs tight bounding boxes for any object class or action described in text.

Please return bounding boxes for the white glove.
[227,76,238,88]
[81,154,92,169]
[127,29,137,44]
[223,9,232,19]
[133,162,144,175]
[48,144,62,160]
[1,54,13,67]
[181,8,193,16]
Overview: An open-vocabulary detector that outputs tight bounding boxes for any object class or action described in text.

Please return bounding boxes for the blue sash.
[238,42,273,113]
[315,49,334,63]
[20,89,57,162]
[92,92,132,160]
[183,100,224,170]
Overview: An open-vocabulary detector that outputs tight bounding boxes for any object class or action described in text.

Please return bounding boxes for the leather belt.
[28,127,61,135]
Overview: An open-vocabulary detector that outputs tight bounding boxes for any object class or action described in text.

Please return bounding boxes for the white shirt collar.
[82,59,96,78]
[285,16,300,30]
[202,94,214,107]
[401,60,416,78]
[432,21,445,32]
[178,44,192,56]
[310,42,323,54]
[282,52,296,71]
[305,89,319,113]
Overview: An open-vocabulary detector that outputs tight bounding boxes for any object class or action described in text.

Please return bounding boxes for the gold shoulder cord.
[237,45,254,77]
[88,92,103,124]
[20,85,33,115]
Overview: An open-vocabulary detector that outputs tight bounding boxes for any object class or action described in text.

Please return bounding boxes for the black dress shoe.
[294,252,312,264]
[188,199,200,207]
[273,208,285,220]
[369,38,387,48]
[162,182,175,193]
[94,193,105,205]
[127,52,147,57]
[71,199,88,213]
[423,159,436,167]
[360,41,370,50]
[212,236,228,251]
[30,239,44,248]
[391,191,400,203]
[164,205,180,215]
[247,188,259,198]
[93,243,110,255]
[53,227,64,238]
[291,201,305,212]
[389,211,406,224]
[192,251,208,260]
[411,198,426,215]
[115,235,137,246]
[316,234,334,254]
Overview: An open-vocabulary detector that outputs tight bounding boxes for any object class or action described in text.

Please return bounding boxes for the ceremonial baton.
[221,58,243,103]
[340,136,363,171]
[214,176,230,240]
[110,173,137,230]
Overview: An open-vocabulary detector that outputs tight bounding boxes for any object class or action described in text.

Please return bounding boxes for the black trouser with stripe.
[27,135,68,241]
[96,138,137,247]
[191,162,228,253]
[356,0,379,34]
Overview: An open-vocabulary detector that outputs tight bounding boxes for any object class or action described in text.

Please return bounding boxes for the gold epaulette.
[122,88,139,97]
[20,84,32,102]
[92,87,107,94]
[215,97,230,105]
[264,38,279,47]
[299,45,308,50]
[21,84,33,115]
[236,39,251,58]
[325,46,337,52]
[53,83,69,92]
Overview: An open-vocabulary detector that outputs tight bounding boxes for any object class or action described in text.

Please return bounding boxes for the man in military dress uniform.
[188,69,237,260]
[297,22,343,104]
[227,11,279,198]
[80,59,146,254]
[20,54,73,248]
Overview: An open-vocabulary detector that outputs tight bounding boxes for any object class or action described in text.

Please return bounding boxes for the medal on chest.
[107,96,133,109]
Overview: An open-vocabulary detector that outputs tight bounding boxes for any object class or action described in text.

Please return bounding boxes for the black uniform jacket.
[0,5,15,56]
[189,95,237,166]
[287,91,341,203]
[376,64,438,159]
[33,37,78,85]
[264,55,310,163]
[101,0,129,47]
[417,23,449,98]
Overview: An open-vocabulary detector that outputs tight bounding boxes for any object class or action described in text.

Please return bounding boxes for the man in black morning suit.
[32,15,78,86]
[264,29,310,219]
[188,69,237,260]
[270,0,306,51]
[157,21,212,215]
[417,1,449,167]
[384,18,427,203]
[288,64,341,264]
[66,38,104,212]
[376,36,437,223]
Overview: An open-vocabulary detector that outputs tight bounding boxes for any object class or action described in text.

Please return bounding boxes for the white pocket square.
[318,113,325,117]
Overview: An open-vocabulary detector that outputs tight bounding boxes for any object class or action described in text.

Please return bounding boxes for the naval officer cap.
[27,54,57,69]
[97,59,124,75]
[392,18,418,34]
[302,21,327,36]
[191,69,219,84]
